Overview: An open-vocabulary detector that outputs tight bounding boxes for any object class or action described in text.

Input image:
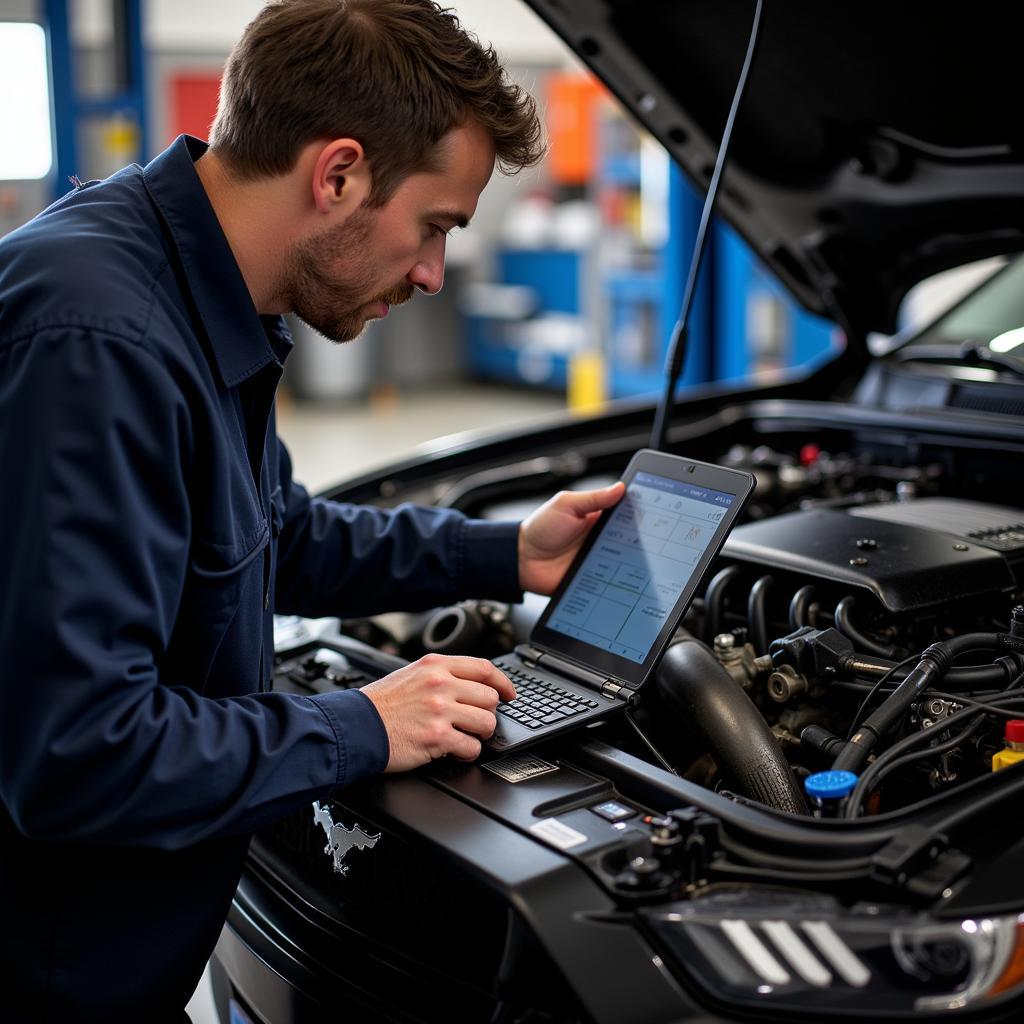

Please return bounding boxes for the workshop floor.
[186,381,563,1023]
[277,381,566,493]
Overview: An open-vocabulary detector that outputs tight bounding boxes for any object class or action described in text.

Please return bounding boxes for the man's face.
[282,119,496,343]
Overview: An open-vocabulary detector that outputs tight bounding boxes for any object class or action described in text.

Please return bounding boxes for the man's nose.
[407,240,446,295]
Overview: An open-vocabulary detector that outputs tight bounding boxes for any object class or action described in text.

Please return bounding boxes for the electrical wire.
[844,654,919,741]
[834,596,900,660]
[833,680,897,695]
[852,720,985,814]
[843,683,1024,818]
[844,645,1018,743]
[623,710,679,775]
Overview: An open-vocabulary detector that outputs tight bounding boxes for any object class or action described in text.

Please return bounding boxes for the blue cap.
[804,770,858,800]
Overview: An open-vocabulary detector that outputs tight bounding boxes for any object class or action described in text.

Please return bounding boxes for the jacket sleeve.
[272,437,523,618]
[0,329,387,850]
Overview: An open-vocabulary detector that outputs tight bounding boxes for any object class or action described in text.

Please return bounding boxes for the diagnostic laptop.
[487,448,754,752]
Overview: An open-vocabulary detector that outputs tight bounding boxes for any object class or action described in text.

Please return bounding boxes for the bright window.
[0,23,53,180]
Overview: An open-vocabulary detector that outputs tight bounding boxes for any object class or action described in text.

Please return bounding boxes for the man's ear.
[311,138,371,215]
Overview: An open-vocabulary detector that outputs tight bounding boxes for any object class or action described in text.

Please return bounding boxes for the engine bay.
[309,417,1024,824]
[248,403,1024,1021]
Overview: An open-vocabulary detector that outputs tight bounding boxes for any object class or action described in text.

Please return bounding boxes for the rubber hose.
[655,637,808,814]
[704,564,742,643]
[853,655,1024,691]
[422,604,482,652]
[834,596,899,659]
[747,575,775,655]
[789,585,818,630]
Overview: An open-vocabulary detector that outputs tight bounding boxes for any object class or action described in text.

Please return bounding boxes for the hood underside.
[525,0,1024,336]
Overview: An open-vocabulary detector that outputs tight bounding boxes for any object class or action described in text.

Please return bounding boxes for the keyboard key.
[541,711,568,724]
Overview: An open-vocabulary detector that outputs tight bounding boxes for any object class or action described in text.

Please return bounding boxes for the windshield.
[904,257,1024,351]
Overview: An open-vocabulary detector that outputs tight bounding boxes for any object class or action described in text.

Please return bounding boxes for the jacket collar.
[142,135,292,387]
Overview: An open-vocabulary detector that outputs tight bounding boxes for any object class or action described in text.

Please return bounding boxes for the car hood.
[524,0,1024,337]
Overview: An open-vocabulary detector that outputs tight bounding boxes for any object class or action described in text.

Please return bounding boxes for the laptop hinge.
[515,643,625,697]
[515,644,546,667]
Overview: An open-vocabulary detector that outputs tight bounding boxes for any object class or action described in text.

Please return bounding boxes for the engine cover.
[722,499,1019,613]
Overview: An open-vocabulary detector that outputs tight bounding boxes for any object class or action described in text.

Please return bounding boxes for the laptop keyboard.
[494,659,600,731]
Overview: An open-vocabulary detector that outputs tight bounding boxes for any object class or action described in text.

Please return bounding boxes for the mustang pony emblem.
[312,801,380,875]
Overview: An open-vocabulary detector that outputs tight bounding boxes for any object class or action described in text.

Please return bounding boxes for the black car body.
[212,2,1024,1021]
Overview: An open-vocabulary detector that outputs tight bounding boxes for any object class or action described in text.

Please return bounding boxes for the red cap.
[799,443,821,467]
[1005,720,1024,744]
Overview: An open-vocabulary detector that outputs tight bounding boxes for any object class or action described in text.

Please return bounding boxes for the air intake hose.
[655,637,808,815]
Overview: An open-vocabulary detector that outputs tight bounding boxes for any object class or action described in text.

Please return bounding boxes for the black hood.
[524,0,1024,336]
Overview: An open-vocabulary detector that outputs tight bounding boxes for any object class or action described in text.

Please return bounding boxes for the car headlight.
[638,889,1024,1016]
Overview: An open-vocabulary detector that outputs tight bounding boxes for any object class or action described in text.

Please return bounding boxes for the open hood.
[525,0,1024,336]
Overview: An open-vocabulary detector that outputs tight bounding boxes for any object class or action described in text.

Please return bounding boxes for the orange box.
[546,73,605,186]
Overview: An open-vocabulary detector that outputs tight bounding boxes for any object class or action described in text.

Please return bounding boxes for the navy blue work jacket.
[0,135,521,1021]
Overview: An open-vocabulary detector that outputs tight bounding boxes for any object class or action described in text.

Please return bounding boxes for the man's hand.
[361,654,516,772]
[518,481,626,595]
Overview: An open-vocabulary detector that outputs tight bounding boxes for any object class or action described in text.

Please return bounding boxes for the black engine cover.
[723,504,1016,613]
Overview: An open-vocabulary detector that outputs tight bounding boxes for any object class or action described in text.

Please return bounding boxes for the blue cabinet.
[604,163,710,399]
[464,162,714,399]
[713,223,837,381]
[463,249,583,389]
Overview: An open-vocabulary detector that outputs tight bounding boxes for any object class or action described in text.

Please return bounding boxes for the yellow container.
[568,349,607,415]
[992,746,1024,772]
[991,719,1024,771]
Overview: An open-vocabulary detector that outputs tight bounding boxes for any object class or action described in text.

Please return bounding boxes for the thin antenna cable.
[650,0,766,452]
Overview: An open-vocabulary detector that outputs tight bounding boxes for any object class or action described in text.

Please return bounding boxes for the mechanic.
[0,1,624,1019]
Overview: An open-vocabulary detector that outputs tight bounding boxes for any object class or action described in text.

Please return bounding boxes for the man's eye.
[430,224,450,238]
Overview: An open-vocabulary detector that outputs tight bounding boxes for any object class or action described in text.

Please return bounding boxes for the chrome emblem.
[312,801,380,875]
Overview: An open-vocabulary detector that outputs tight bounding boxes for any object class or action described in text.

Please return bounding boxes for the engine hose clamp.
[994,653,1024,680]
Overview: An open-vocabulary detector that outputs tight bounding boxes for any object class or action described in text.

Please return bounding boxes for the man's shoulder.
[0,166,176,351]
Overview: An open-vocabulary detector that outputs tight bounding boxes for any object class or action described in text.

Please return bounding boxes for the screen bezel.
[530,449,755,688]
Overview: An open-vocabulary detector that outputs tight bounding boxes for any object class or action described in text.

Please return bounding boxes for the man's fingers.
[561,481,625,516]
[447,731,484,762]
[362,654,518,771]
[452,678,504,711]
[424,654,516,700]
[450,702,498,739]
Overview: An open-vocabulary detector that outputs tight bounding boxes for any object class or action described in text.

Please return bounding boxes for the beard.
[279,204,414,343]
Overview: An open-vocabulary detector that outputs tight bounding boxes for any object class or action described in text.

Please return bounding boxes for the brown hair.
[209,0,544,203]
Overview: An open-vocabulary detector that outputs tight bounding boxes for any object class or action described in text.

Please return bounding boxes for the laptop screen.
[541,471,736,665]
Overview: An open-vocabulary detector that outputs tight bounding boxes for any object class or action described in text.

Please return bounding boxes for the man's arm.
[271,437,523,618]
[2,329,470,848]
[271,439,625,615]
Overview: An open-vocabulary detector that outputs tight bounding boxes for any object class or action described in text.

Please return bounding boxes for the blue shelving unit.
[464,160,714,399]
[712,223,836,381]
[500,249,582,315]
[464,249,581,389]
[44,0,148,199]
[604,162,711,399]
